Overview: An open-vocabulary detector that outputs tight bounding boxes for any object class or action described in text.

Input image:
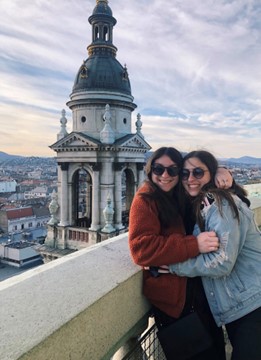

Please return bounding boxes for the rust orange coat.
[128,182,199,318]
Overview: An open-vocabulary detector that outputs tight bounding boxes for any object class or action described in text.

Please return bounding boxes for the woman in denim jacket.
[169,150,261,360]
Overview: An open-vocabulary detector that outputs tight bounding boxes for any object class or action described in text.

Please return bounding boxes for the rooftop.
[3,240,34,249]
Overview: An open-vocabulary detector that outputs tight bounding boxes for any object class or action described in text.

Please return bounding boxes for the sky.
[0,0,261,159]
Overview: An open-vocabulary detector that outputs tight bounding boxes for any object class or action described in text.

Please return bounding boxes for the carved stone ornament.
[48,190,59,226]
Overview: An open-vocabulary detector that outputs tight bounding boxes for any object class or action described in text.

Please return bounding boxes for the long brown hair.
[183,150,246,231]
[140,147,183,227]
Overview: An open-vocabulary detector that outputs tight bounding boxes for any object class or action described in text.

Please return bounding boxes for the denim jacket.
[169,194,261,326]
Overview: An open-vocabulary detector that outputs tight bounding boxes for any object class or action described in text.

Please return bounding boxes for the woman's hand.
[197,231,219,253]
[215,167,233,189]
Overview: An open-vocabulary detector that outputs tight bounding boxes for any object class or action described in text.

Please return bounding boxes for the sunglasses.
[181,167,209,180]
[152,164,180,177]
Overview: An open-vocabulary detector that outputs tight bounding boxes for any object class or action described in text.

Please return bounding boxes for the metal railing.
[121,323,232,360]
[122,323,166,360]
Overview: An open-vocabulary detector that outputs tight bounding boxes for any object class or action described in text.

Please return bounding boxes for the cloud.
[0,0,261,157]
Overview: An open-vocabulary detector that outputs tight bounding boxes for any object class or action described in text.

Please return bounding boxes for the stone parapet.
[0,233,150,360]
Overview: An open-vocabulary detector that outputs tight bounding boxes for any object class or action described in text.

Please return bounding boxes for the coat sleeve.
[128,193,199,267]
[169,200,243,278]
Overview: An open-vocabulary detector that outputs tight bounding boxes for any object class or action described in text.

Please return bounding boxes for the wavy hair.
[183,150,247,231]
[140,147,183,227]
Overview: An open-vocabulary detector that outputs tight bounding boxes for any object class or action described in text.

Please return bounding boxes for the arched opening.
[103,26,109,41]
[72,169,92,228]
[121,169,135,226]
[94,26,99,40]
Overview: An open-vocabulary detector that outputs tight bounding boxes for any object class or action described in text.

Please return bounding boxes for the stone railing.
[0,233,150,360]
[1,202,260,360]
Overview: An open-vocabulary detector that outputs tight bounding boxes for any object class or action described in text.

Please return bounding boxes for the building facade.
[0,178,17,193]
[45,0,151,250]
[0,206,50,234]
[0,241,43,268]
[24,186,48,199]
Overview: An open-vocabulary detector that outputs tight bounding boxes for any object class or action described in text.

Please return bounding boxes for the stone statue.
[48,190,59,225]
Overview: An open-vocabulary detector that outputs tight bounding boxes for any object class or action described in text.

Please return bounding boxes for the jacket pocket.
[224,269,245,295]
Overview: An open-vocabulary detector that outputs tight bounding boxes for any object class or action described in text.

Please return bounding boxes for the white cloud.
[0,0,260,157]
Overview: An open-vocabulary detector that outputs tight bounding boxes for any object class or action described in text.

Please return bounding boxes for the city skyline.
[1,0,261,158]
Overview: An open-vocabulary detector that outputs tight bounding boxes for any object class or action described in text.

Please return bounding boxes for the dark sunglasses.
[181,167,209,180]
[152,164,180,177]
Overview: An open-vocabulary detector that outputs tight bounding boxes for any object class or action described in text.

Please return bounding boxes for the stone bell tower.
[46,0,151,250]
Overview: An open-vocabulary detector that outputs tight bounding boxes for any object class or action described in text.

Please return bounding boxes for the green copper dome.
[72,0,131,95]
[73,58,131,94]
[92,0,113,17]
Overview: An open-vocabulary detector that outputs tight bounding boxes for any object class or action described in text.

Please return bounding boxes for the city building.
[0,178,17,193]
[0,206,50,234]
[45,0,151,250]
[0,240,43,268]
[24,186,48,199]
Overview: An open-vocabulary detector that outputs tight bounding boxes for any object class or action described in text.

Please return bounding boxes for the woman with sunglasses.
[129,147,231,360]
[167,150,261,360]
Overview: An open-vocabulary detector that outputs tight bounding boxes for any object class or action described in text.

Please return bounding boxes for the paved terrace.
[0,204,260,360]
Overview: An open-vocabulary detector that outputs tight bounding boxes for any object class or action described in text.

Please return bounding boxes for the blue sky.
[0,0,261,158]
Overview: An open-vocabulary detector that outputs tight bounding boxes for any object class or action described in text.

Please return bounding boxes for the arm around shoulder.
[169,200,241,278]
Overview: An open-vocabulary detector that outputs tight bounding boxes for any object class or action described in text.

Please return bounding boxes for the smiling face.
[182,157,211,197]
[151,154,179,192]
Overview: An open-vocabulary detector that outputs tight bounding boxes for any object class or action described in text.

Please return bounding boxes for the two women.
[128,147,229,359]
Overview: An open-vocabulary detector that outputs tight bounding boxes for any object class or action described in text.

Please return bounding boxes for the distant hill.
[0,152,56,166]
[0,151,260,167]
[0,151,23,162]
[145,152,261,166]
[225,156,261,166]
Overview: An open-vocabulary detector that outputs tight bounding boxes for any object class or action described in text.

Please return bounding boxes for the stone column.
[137,163,145,188]
[114,163,124,229]
[89,164,101,231]
[58,163,69,226]
[85,174,92,219]
[68,181,73,224]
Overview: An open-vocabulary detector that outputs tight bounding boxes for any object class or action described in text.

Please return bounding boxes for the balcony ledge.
[1,202,260,360]
[0,233,150,360]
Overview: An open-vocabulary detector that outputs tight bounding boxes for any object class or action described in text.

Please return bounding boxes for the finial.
[102,193,115,233]
[57,109,68,140]
[135,113,144,138]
